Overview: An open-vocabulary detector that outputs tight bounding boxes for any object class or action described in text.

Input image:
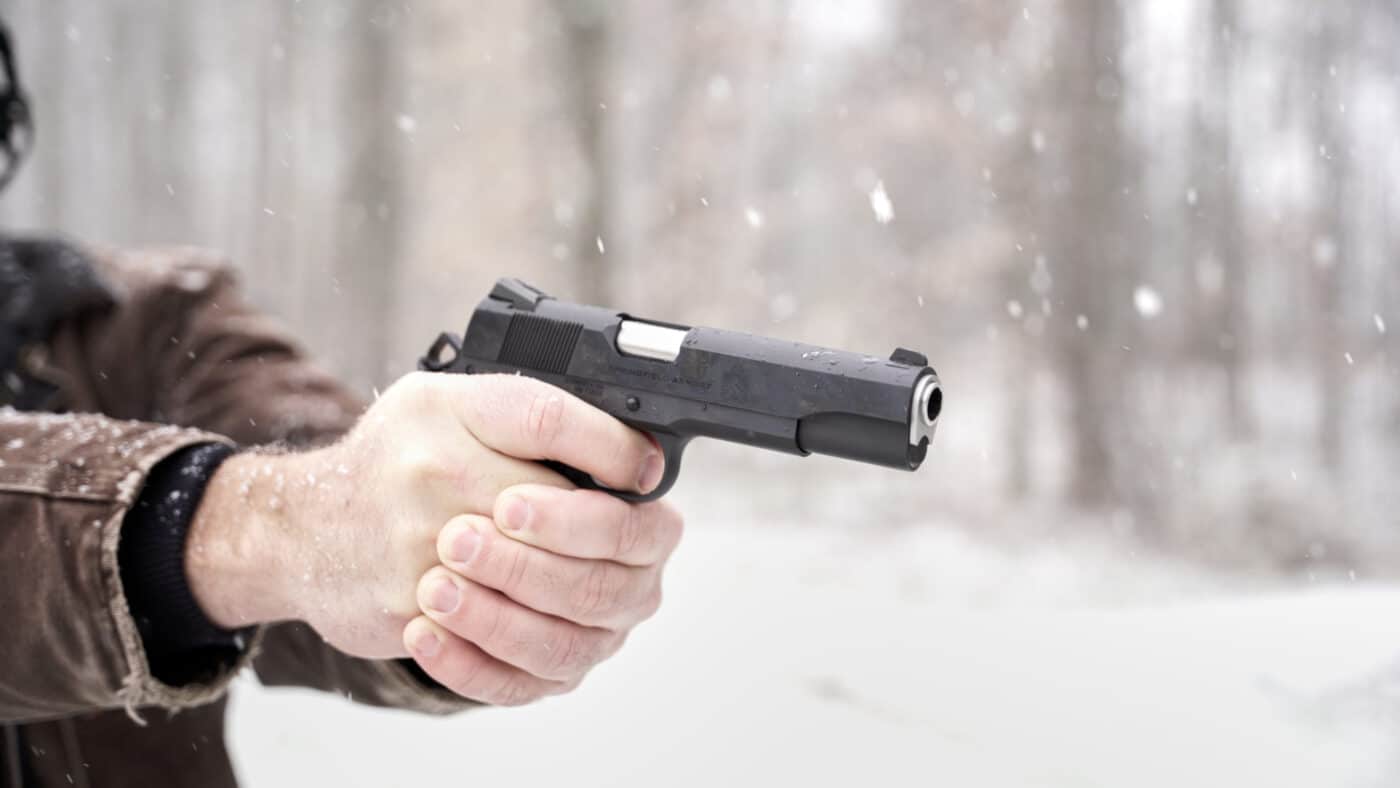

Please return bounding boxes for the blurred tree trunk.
[1196,0,1253,441]
[1377,1,1400,445]
[33,0,68,227]
[1368,0,1400,445]
[1000,127,1042,501]
[1308,8,1351,475]
[553,0,613,306]
[63,0,118,238]
[1005,334,1033,498]
[331,2,404,390]
[1044,0,1130,508]
[148,0,192,241]
[250,2,296,295]
[1390,11,1400,439]
[1182,6,1216,365]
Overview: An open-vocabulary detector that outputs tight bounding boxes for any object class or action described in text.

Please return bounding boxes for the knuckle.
[382,591,420,623]
[546,628,589,677]
[502,542,532,593]
[589,631,628,668]
[607,430,637,475]
[575,561,616,620]
[495,675,540,707]
[659,507,685,558]
[613,503,646,561]
[608,629,631,658]
[394,371,440,407]
[396,448,450,485]
[395,370,430,395]
[524,391,566,451]
[555,676,585,696]
[476,592,510,646]
[637,582,663,622]
[446,652,489,700]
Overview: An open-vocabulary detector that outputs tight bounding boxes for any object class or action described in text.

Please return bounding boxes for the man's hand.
[184,372,675,667]
[402,486,683,705]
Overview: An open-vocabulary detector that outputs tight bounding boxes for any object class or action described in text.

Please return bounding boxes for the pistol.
[420,279,942,502]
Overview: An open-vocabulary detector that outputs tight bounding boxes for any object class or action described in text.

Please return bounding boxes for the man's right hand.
[182,372,669,662]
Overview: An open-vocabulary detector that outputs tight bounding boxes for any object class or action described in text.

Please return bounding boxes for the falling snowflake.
[707,75,732,102]
[869,180,895,224]
[396,114,417,134]
[1312,236,1337,267]
[1007,300,1024,319]
[769,292,797,322]
[1375,314,1387,335]
[1133,286,1163,319]
[744,208,765,228]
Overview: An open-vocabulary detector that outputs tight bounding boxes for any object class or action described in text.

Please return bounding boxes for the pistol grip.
[542,432,689,503]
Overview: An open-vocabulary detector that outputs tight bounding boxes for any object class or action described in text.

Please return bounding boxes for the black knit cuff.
[118,442,253,686]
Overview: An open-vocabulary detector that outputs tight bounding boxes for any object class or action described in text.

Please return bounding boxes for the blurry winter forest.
[1,0,1398,573]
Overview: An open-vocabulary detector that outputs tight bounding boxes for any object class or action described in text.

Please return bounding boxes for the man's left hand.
[402,484,684,705]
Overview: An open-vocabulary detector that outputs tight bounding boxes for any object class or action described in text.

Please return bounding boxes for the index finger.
[449,374,664,494]
[492,484,685,567]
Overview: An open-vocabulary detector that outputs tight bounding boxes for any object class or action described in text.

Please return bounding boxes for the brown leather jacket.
[0,244,472,787]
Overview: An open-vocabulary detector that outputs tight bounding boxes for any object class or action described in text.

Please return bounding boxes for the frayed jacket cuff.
[0,411,251,722]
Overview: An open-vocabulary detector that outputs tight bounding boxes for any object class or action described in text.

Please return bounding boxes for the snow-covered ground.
[227,519,1400,787]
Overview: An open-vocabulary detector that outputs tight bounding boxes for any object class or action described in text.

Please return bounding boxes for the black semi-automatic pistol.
[421,279,942,502]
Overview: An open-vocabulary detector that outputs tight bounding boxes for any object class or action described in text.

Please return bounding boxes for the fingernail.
[638,452,663,493]
[448,526,480,564]
[502,496,532,532]
[410,627,441,658]
[426,577,461,614]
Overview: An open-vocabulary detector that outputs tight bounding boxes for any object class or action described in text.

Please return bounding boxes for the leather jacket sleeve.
[1,245,473,721]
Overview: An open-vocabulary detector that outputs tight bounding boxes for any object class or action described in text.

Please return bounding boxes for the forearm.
[184,451,311,630]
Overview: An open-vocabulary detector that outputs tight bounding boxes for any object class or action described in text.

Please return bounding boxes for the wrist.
[185,450,311,629]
